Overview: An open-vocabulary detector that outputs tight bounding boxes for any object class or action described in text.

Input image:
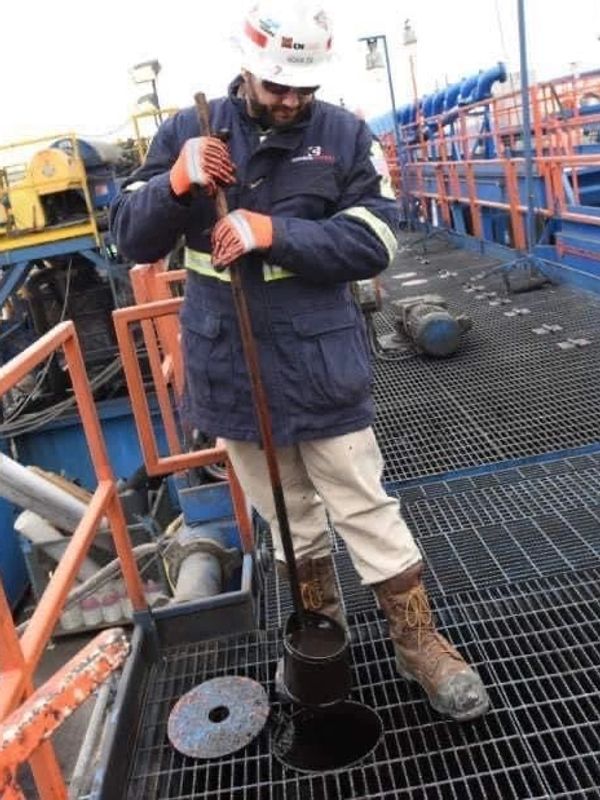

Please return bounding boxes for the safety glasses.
[261,79,319,97]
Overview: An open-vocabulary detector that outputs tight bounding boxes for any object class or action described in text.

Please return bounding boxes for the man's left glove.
[211,210,273,268]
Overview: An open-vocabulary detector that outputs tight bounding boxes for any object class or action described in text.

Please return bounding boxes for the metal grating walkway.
[260,454,600,628]
[120,236,600,799]
[373,237,600,483]
[126,569,600,800]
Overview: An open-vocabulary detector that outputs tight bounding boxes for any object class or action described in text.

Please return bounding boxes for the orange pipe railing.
[0,629,130,799]
[384,71,600,243]
[0,321,147,799]
[112,292,254,554]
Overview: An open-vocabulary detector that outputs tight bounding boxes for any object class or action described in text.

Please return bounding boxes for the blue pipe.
[432,89,446,116]
[474,63,507,102]
[444,82,462,112]
[458,74,479,105]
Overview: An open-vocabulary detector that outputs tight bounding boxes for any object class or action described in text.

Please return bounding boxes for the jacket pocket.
[181,311,235,409]
[271,162,340,219]
[291,306,372,409]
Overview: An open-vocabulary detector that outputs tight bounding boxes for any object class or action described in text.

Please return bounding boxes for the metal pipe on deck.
[0,452,107,533]
[173,552,222,602]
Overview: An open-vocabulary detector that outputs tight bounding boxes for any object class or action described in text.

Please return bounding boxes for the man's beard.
[244,84,310,129]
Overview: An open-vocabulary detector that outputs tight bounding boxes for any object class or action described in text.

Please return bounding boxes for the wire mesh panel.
[260,455,600,627]
[398,456,600,597]
[124,568,600,799]
[373,238,600,483]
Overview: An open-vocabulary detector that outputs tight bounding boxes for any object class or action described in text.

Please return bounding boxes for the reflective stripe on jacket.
[110,76,400,445]
[185,248,294,282]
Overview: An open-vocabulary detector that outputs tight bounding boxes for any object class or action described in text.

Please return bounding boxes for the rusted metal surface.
[167,676,269,759]
[0,629,129,797]
[1,772,26,800]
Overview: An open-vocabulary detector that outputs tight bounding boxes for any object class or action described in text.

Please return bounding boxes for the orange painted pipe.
[0,629,129,788]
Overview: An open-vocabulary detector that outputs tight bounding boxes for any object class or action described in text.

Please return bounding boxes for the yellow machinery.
[0,110,178,254]
[0,111,178,325]
[0,134,99,252]
[7,147,88,231]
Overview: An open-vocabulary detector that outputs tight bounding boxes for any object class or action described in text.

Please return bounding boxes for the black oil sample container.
[282,610,351,707]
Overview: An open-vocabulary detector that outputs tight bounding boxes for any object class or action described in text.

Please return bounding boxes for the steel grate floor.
[260,454,600,628]
[125,568,600,800]
[119,235,600,799]
[374,236,600,483]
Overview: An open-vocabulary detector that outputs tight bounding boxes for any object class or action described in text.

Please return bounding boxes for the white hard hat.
[239,0,334,87]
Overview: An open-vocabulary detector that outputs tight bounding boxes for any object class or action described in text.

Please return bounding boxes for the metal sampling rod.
[194,92,306,625]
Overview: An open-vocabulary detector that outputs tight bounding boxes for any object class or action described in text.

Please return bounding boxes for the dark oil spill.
[272,701,383,773]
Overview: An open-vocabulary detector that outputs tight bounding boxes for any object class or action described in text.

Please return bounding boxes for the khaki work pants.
[224,427,422,585]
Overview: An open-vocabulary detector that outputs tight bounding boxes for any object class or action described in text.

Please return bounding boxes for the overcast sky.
[1,0,598,146]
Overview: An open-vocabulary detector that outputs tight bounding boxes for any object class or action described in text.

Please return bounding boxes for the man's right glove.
[169,136,236,197]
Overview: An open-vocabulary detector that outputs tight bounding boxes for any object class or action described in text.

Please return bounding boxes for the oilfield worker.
[110,0,489,721]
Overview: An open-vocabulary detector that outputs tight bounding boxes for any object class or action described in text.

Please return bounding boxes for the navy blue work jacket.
[111,77,400,445]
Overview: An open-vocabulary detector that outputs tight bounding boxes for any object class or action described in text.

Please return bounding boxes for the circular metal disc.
[168,676,269,759]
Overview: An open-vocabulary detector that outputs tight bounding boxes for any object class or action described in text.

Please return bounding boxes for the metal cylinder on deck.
[282,610,351,707]
[405,303,462,357]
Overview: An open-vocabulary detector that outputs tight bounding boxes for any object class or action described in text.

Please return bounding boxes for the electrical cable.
[0,357,123,437]
[3,259,74,424]
[365,313,416,363]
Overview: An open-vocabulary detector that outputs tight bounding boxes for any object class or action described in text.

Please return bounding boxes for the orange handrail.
[0,629,130,800]
[0,321,147,799]
[112,291,254,554]
[381,70,600,243]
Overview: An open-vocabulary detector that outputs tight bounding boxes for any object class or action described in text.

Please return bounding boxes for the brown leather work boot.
[276,554,347,629]
[374,563,489,721]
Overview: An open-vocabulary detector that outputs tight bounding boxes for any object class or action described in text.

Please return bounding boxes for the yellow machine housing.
[0,136,99,252]
[6,148,86,232]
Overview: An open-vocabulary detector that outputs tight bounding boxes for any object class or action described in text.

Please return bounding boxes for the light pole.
[516,0,536,255]
[359,35,411,225]
[130,59,163,125]
[403,19,419,110]
[359,36,402,164]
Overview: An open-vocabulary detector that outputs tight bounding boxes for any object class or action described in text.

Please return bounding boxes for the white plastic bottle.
[60,602,84,632]
[101,591,123,623]
[80,595,103,626]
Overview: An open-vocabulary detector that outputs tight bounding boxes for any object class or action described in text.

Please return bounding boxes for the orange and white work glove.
[169,136,236,196]
[211,210,273,268]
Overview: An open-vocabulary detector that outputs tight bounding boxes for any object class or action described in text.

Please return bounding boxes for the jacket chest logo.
[291,146,335,164]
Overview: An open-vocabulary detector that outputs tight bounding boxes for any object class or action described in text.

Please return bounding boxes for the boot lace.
[300,579,324,611]
[404,585,433,649]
